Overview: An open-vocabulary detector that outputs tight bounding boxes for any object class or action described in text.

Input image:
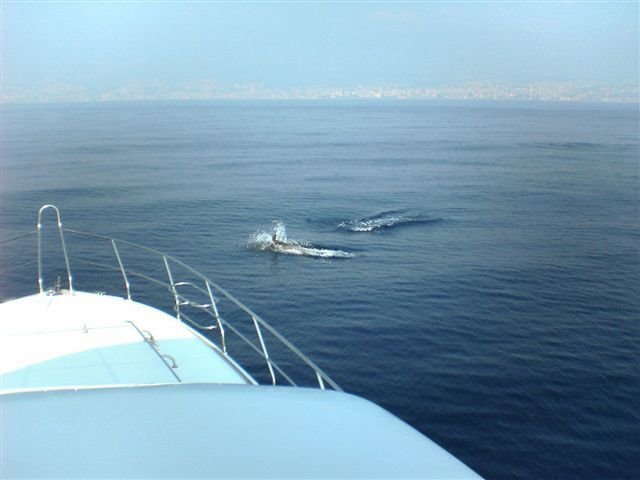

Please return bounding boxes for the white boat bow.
[0,205,482,479]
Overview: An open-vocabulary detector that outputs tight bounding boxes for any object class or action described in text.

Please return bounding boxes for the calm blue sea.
[1,100,638,479]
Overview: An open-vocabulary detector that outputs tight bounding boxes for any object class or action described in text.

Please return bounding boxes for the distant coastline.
[2,81,638,105]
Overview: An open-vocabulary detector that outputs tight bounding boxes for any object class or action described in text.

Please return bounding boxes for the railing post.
[111,240,131,300]
[252,316,276,385]
[163,256,180,320]
[37,205,73,293]
[206,281,226,353]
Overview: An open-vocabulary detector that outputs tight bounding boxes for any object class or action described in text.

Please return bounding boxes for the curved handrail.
[2,215,342,392]
[61,228,341,390]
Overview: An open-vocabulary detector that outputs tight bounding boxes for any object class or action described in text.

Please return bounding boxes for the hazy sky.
[1,1,638,95]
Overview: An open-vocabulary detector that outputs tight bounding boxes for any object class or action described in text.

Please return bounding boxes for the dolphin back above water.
[338,210,442,233]
[270,237,352,258]
[270,234,300,253]
[247,225,353,259]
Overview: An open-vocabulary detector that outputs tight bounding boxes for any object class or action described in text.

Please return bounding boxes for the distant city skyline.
[2,80,638,104]
[1,2,638,103]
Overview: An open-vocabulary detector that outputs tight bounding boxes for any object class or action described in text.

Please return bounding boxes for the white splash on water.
[248,221,353,258]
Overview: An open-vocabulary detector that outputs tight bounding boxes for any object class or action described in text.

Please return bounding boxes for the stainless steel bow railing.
[1,205,341,392]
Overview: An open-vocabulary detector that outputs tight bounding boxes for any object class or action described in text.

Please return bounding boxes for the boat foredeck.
[0,291,250,391]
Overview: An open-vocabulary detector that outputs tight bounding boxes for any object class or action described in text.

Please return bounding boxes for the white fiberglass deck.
[0,291,250,391]
[2,383,482,479]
